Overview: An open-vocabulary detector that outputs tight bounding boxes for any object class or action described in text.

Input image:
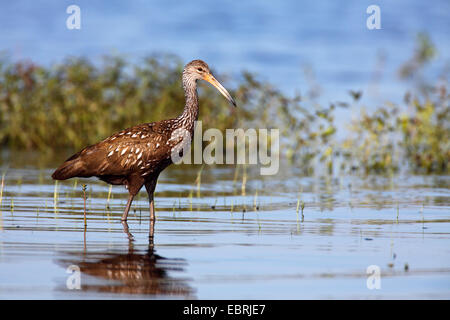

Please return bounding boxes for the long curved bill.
[204,74,237,107]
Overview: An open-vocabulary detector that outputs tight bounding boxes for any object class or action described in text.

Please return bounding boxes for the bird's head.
[184,59,236,107]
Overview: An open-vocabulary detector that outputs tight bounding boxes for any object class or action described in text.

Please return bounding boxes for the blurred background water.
[1,0,449,106]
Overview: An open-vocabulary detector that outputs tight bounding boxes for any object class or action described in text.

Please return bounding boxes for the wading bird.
[52,60,236,227]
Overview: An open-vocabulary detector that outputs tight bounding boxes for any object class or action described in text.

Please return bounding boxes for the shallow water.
[0,163,449,299]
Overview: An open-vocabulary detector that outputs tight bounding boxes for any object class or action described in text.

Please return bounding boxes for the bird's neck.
[175,73,199,134]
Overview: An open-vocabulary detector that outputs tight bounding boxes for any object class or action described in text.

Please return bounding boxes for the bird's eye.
[197,68,203,72]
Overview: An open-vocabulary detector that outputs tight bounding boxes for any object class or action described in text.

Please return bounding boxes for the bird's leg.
[150,193,155,222]
[121,176,144,221]
[121,193,135,221]
[149,192,155,244]
[121,220,134,241]
[145,179,158,241]
[145,180,157,221]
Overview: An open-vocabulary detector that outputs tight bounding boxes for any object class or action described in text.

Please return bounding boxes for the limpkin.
[52,60,236,226]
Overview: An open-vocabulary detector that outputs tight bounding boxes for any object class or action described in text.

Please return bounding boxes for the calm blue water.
[1,0,449,107]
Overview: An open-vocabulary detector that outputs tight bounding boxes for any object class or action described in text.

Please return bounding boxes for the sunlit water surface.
[0,163,449,299]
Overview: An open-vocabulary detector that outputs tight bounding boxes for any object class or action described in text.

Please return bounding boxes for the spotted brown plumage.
[52,59,236,226]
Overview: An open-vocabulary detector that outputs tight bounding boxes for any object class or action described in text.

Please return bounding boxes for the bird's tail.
[52,159,83,180]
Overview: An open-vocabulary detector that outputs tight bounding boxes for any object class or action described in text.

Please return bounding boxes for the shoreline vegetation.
[0,34,448,175]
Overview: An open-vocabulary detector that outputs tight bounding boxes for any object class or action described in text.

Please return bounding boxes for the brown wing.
[97,125,170,176]
[52,123,171,180]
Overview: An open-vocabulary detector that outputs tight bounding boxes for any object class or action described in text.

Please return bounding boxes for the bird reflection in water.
[59,221,194,297]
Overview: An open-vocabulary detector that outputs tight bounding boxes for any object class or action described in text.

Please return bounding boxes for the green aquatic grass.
[53,180,58,213]
[0,173,4,230]
[241,165,247,196]
[253,189,258,211]
[195,165,204,199]
[0,34,447,174]
[106,184,112,210]
[0,172,5,209]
